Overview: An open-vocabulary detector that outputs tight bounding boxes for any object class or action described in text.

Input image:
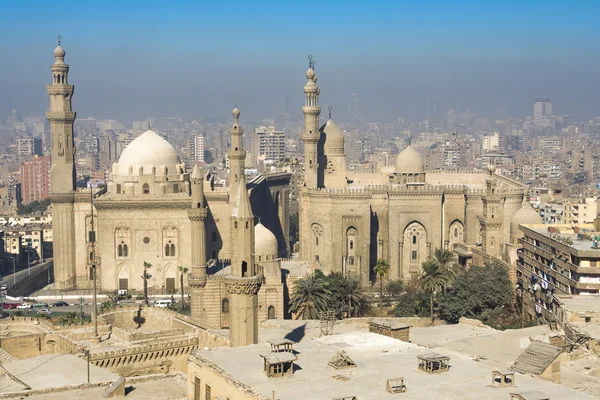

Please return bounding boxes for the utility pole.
[79,296,84,322]
[90,187,99,342]
[85,349,90,384]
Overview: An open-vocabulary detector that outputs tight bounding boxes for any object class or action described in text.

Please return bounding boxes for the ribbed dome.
[395,146,424,173]
[322,119,345,151]
[510,203,542,240]
[116,130,181,176]
[255,222,278,259]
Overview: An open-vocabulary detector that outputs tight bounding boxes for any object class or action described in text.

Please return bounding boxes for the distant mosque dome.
[395,145,424,174]
[322,119,345,153]
[255,222,278,260]
[511,202,543,241]
[116,129,181,176]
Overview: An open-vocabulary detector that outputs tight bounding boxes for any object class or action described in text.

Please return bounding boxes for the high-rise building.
[17,138,43,156]
[193,135,205,163]
[253,126,285,165]
[20,155,51,203]
[533,97,553,127]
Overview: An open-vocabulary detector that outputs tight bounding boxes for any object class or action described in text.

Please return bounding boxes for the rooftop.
[523,224,600,253]
[192,326,595,400]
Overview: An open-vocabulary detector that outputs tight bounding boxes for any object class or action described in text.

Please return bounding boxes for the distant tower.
[187,163,208,323]
[481,164,504,258]
[224,173,262,347]
[227,107,245,199]
[301,55,321,189]
[47,37,77,289]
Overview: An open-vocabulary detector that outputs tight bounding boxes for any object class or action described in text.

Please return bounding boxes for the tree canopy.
[437,263,514,324]
[17,199,50,215]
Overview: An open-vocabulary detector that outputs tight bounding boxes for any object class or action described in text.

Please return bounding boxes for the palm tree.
[178,266,189,309]
[342,277,370,317]
[373,259,389,311]
[142,262,152,306]
[433,248,459,283]
[289,273,330,319]
[417,258,450,324]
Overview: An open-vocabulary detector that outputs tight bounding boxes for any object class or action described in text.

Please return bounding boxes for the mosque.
[47,41,537,345]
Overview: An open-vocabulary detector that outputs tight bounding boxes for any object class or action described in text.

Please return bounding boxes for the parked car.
[1,303,17,309]
[153,299,173,308]
[32,302,49,308]
[36,308,51,315]
[0,285,7,291]
[17,303,32,309]
[52,301,69,307]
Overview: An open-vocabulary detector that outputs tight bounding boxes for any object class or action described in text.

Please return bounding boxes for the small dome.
[232,106,240,117]
[116,130,181,177]
[487,164,497,174]
[54,45,65,58]
[510,202,542,241]
[306,68,316,80]
[255,222,278,259]
[322,119,344,151]
[395,146,424,173]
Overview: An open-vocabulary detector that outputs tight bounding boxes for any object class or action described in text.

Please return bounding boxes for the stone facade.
[298,60,526,285]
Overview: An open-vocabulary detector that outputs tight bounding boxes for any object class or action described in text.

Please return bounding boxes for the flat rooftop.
[193,329,595,400]
[525,224,600,252]
[1,354,118,391]
[556,295,600,313]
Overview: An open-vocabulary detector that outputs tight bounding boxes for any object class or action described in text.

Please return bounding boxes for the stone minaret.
[47,37,77,289]
[481,164,504,257]
[187,163,208,322]
[224,116,262,345]
[301,55,321,189]
[227,107,245,202]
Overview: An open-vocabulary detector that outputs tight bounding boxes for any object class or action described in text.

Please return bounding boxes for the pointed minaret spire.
[228,105,245,201]
[232,174,252,219]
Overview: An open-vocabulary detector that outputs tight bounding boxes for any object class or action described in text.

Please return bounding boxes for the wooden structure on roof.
[491,370,515,387]
[512,341,562,383]
[328,350,357,369]
[369,319,410,342]
[417,353,450,374]
[509,390,550,400]
[319,310,335,336]
[260,352,298,377]
[268,338,295,353]
[386,377,407,393]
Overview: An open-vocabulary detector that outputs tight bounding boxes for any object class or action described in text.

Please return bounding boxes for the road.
[0,261,49,289]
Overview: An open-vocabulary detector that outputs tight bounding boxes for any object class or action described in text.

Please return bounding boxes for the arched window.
[221,298,229,313]
[234,222,238,228]
[412,235,417,245]
[315,237,319,246]
[454,227,458,238]
[170,243,175,256]
[123,244,128,257]
[118,244,123,257]
[258,255,262,261]
[142,183,150,194]
[165,244,170,257]
[245,221,249,229]
[349,240,354,250]
[268,305,275,319]
[242,261,248,277]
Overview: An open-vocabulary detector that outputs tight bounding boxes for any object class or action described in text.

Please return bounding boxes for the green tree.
[289,213,299,246]
[438,263,514,324]
[340,277,370,318]
[417,259,450,324]
[142,262,152,306]
[17,199,51,215]
[394,291,431,317]
[289,273,330,319]
[432,248,460,286]
[178,266,189,309]
[373,259,390,311]
[385,280,403,299]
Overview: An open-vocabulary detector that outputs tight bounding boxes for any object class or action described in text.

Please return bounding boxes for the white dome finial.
[53,35,65,59]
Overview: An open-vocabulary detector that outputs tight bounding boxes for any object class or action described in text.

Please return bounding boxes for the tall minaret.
[47,37,77,289]
[301,55,321,189]
[481,164,504,257]
[187,163,208,323]
[224,173,262,347]
[227,106,245,201]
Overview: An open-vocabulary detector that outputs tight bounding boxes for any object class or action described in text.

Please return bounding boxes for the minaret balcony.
[224,274,263,295]
[46,85,74,95]
[188,274,207,288]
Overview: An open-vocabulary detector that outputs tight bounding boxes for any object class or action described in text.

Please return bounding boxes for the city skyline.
[1,1,599,123]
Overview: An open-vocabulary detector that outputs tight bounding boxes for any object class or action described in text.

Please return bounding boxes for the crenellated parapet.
[188,273,207,288]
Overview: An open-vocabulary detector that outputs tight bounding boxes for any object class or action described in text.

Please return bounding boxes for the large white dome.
[395,145,424,173]
[322,119,345,152]
[117,130,181,176]
[255,222,278,259]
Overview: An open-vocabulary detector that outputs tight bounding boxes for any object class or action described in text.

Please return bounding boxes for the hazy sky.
[1,0,599,124]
